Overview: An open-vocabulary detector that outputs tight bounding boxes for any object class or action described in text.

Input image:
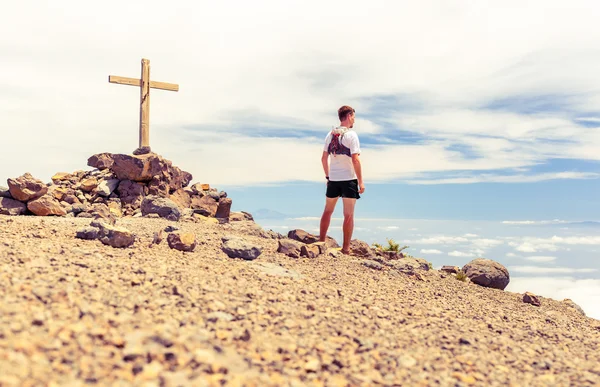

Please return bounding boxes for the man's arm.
[352,153,365,193]
[321,151,329,178]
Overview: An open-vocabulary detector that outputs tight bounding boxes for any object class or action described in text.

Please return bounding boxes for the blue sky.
[1,0,599,318]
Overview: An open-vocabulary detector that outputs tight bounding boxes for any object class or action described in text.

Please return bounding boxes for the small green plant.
[372,242,383,250]
[427,262,433,270]
[455,270,467,282]
[372,238,409,252]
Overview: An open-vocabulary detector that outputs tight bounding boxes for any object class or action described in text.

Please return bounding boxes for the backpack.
[327,130,351,157]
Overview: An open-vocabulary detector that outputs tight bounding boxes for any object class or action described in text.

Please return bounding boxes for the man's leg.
[319,197,338,242]
[341,197,357,253]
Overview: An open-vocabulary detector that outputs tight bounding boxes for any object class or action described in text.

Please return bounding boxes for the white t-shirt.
[323,129,361,181]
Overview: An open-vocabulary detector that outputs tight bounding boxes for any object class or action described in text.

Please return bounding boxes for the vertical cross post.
[139,59,151,148]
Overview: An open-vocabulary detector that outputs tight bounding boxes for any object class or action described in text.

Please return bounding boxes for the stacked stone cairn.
[0,152,248,223]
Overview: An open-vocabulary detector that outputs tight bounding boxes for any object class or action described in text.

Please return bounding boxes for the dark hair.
[338,105,355,121]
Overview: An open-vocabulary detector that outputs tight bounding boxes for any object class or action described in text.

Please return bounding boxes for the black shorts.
[326,179,361,199]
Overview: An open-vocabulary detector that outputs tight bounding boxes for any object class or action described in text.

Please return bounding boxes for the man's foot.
[341,249,350,255]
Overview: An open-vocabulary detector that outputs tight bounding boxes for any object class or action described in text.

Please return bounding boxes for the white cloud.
[509,266,598,274]
[509,235,600,253]
[464,233,479,238]
[414,236,469,245]
[525,256,557,263]
[503,219,568,225]
[378,226,400,231]
[290,217,321,221]
[471,238,504,249]
[506,277,600,320]
[448,251,475,257]
[408,172,599,185]
[506,252,517,257]
[421,249,443,254]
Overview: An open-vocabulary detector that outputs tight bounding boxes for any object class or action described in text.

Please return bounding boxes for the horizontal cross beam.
[108,75,179,92]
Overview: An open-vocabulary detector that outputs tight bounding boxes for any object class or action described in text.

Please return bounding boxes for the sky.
[1,1,599,318]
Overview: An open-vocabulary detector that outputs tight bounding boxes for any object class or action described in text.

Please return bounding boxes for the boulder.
[167,232,197,252]
[191,183,210,194]
[349,239,375,258]
[191,195,218,217]
[132,146,151,155]
[51,172,73,184]
[169,189,191,209]
[7,173,48,202]
[110,153,192,194]
[277,239,303,258]
[141,196,181,221]
[441,265,460,274]
[288,229,319,244]
[215,198,232,219]
[462,258,510,290]
[286,229,339,248]
[221,237,262,260]
[79,177,98,192]
[27,195,67,216]
[75,226,100,240]
[300,242,326,258]
[87,203,115,223]
[87,153,114,170]
[48,186,72,201]
[0,197,27,216]
[97,179,120,197]
[98,223,135,248]
[523,292,541,307]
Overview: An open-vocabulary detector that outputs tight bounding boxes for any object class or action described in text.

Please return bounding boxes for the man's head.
[338,105,355,128]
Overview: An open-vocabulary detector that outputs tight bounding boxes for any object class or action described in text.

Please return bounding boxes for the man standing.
[319,105,365,254]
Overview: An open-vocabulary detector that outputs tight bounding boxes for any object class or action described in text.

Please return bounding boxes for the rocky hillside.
[1,153,599,386]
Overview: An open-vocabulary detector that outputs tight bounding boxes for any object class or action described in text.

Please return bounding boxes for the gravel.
[1,214,599,386]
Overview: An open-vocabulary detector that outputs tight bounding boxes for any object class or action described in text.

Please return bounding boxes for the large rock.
[97,179,120,197]
[97,222,135,248]
[287,229,339,248]
[169,189,192,209]
[349,239,375,258]
[300,242,326,258]
[27,195,67,216]
[523,292,541,307]
[7,173,48,202]
[191,195,218,217]
[141,196,181,221]
[0,197,27,216]
[462,258,510,290]
[215,198,232,219]
[288,229,319,244]
[277,239,303,258]
[109,153,192,194]
[87,153,114,170]
[221,237,262,260]
[167,232,197,252]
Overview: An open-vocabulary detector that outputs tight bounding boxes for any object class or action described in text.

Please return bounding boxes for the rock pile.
[0,152,240,223]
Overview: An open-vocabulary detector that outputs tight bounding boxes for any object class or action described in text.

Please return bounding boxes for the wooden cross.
[108,58,179,149]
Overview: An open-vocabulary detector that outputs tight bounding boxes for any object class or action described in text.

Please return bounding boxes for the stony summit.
[0,151,599,386]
